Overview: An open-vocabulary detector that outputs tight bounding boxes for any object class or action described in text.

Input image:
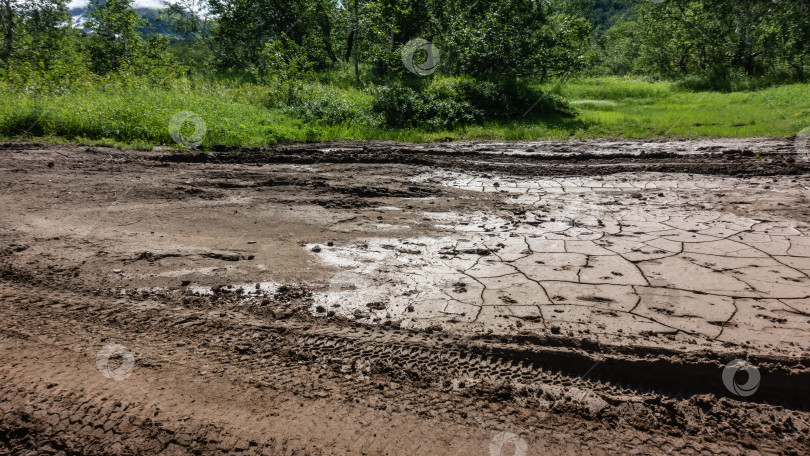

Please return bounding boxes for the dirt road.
[1,139,809,455]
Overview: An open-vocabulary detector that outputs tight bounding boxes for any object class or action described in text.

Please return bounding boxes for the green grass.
[0,81,312,146]
[1,76,809,148]
[548,77,810,138]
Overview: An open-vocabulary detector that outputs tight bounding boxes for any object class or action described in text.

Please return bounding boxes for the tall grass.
[0,80,312,146]
[1,76,809,147]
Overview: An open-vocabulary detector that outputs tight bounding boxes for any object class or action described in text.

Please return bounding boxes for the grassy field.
[551,78,810,139]
[1,76,809,148]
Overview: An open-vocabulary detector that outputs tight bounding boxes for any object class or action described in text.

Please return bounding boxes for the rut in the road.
[1,278,808,451]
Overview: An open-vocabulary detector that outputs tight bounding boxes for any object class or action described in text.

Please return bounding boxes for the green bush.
[283,86,377,126]
[372,78,575,130]
[372,86,480,130]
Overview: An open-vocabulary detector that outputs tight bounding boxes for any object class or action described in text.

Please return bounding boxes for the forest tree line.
[1,0,808,86]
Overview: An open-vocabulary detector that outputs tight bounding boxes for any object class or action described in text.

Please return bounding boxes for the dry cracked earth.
[1,139,810,455]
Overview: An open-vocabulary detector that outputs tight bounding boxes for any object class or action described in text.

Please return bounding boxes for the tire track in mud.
[4,272,808,411]
[0,278,808,454]
[293,328,810,409]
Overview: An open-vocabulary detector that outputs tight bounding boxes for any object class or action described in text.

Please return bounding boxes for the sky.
[68,0,166,10]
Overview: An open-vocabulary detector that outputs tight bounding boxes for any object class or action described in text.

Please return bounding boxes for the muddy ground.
[1,138,809,455]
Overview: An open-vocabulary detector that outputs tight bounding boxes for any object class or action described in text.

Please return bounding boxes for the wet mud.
[1,139,809,455]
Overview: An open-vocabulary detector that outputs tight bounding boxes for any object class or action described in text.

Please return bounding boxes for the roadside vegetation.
[1,0,809,148]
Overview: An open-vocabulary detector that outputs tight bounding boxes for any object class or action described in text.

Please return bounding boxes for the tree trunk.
[325,41,337,64]
[122,35,128,65]
[317,1,337,64]
[345,30,354,62]
[353,0,359,81]
[1,0,14,67]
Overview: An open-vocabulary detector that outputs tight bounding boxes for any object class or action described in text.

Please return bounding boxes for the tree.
[0,0,73,71]
[86,0,173,75]
[602,0,810,83]
[165,0,334,72]
[261,34,312,101]
[86,0,146,73]
[0,0,16,67]
[360,0,577,80]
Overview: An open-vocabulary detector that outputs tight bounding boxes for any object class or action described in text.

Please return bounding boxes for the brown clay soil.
[1,138,810,455]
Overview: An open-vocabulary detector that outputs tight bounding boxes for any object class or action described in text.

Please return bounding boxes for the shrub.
[372,77,575,130]
[372,86,480,130]
[284,90,366,126]
[280,84,378,126]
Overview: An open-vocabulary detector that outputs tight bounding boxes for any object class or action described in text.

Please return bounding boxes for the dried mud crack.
[1,139,809,455]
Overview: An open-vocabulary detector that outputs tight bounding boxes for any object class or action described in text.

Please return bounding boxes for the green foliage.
[596,0,810,85]
[0,0,83,82]
[85,0,144,73]
[453,78,576,119]
[259,35,313,102]
[549,76,669,101]
[164,0,596,81]
[372,77,575,130]
[283,84,376,126]
[85,0,175,77]
[372,85,479,130]
[165,0,339,72]
[547,77,810,138]
[1,45,90,92]
[359,0,593,80]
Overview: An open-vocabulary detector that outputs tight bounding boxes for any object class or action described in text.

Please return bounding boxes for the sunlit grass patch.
[570,100,620,110]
